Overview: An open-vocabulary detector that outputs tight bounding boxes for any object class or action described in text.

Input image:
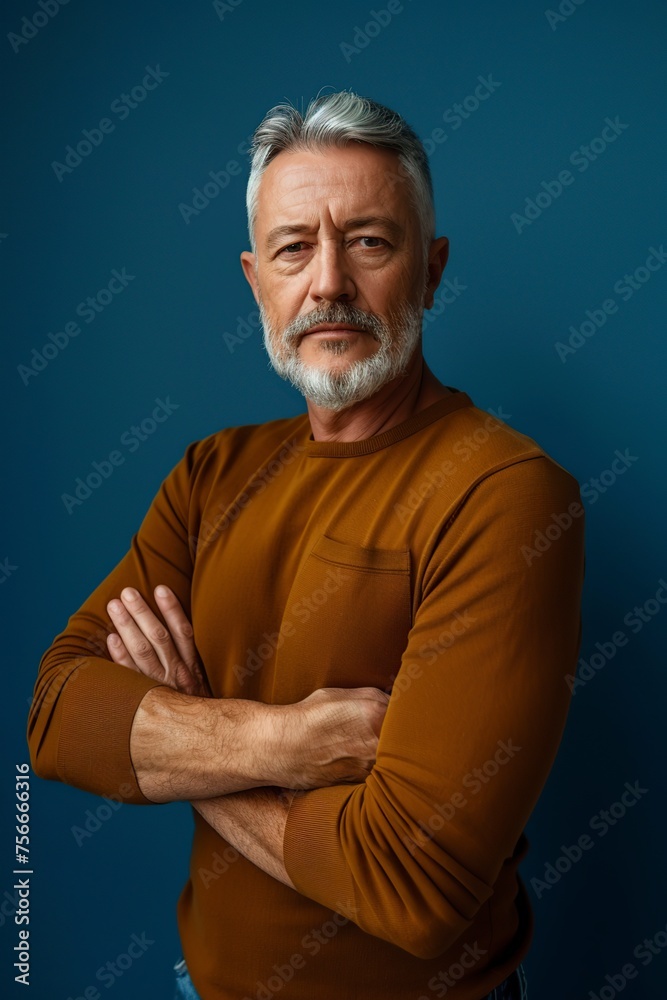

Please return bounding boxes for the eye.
[279,242,306,255]
[354,237,388,248]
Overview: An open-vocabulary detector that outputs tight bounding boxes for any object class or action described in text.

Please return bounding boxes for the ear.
[240,251,260,305]
[423,237,450,310]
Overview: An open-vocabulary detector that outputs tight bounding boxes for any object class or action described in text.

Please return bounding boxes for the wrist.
[249,703,300,788]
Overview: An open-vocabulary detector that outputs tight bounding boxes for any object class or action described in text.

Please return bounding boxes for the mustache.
[280,304,385,345]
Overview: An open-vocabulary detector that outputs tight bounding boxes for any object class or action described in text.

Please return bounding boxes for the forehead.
[255,144,410,229]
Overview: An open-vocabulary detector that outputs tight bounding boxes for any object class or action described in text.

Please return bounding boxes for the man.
[29,91,584,999]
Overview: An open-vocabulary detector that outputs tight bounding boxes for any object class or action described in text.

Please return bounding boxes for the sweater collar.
[301,387,474,458]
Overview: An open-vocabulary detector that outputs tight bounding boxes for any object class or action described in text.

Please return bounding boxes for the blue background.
[2,0,666,996]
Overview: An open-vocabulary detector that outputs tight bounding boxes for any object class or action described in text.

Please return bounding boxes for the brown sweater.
[28,388,585,998]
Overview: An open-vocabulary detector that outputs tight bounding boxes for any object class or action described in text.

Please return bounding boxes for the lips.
[304,324,366,335]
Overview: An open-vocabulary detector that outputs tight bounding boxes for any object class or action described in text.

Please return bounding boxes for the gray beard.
[259,298,424,412]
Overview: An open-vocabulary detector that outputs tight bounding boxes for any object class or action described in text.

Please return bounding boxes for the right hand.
[106,584,211,698]
[275,686,391,789]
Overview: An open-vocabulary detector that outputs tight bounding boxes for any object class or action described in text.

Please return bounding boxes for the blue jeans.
[173,958,201,1000]
[487,963,528,999]
[173,957,528,998]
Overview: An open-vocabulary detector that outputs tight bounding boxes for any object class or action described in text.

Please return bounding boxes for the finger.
[334,686,391,704]
[153,585,197,663]
[116,586,208,695]
[106,592,170,682]
[361,686,391,704]
[119,586,195,687]
[106,632,141,672]
[153,585,209,691]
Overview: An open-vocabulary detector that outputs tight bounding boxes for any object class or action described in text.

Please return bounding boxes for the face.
[241,143,447,411]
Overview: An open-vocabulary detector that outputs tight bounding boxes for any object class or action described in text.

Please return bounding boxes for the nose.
[308,239,357,304]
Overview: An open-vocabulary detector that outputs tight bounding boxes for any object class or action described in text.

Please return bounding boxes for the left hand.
[105,584,211,697]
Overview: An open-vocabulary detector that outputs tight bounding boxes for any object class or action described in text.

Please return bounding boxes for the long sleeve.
[27,435,212,804]
[282,455,585,959]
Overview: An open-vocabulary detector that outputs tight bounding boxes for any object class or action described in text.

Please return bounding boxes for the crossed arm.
[105,584,388,888]
[33,452,585,958]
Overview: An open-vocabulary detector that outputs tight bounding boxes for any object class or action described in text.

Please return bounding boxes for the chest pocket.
[269,533,412,703]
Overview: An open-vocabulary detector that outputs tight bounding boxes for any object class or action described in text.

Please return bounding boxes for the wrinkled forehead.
[255,145,415,235]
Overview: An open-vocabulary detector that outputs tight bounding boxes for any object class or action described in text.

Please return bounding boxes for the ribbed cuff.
[283,783,359,909]
[56,659,165,803]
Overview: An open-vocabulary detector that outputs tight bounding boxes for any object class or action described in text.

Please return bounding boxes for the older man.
[29,91,584,1000]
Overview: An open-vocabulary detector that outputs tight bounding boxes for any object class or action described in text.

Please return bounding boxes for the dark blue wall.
[2,0,666,996]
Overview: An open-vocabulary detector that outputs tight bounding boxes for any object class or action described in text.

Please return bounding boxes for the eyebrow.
[265,216,404,251]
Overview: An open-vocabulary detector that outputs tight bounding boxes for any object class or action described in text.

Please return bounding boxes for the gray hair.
[245,90,435,266]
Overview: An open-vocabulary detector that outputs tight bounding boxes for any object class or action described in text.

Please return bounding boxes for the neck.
[306,353,452,443]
